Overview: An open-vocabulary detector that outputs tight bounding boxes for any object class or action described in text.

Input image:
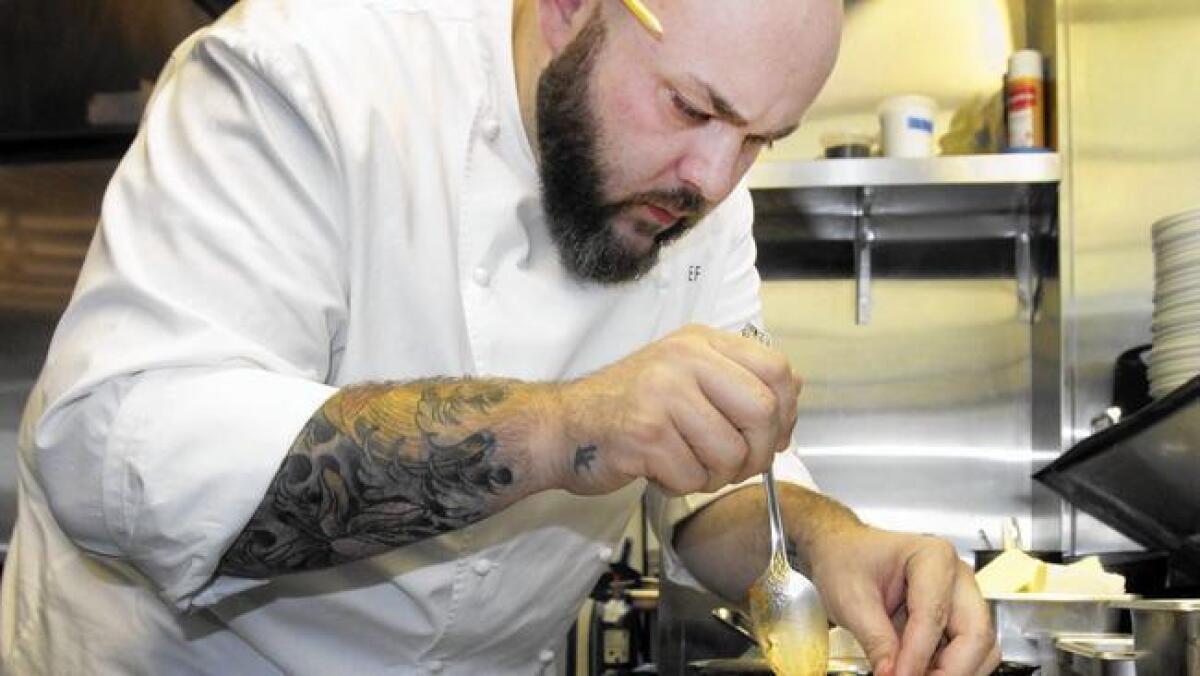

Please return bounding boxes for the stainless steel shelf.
[747,154,1060,326]
[747,153,1061,190]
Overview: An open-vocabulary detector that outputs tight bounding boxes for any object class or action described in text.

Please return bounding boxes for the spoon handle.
[738,323,791,564]
[763,466,789,562]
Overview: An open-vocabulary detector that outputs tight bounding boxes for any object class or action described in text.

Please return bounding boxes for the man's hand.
[809,526,1000,676]
[552,324,800,496]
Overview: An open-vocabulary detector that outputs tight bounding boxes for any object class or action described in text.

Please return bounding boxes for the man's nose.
[675,127,744,204]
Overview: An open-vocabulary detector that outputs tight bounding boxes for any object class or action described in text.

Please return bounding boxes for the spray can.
[1006,49,1045,150]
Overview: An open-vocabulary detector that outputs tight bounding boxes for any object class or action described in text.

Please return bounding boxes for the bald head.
[615,0,842,128]
[528,0,843,283]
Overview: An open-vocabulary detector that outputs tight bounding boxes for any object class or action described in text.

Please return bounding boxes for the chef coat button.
[538,649,555,664]
[481,117,501,142]
[472,559,493,576]
[472,266,491,287]
[598,546,614,562]
[428,660,444,673]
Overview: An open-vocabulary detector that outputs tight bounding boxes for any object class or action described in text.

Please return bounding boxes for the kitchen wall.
[1054,0,1200,552]
[751,0,1056,555]
[752,0,1200,559]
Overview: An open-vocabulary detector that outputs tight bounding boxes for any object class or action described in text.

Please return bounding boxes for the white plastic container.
[878,95,937,158]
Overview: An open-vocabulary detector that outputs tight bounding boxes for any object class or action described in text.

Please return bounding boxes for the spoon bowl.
[746,467,830,675]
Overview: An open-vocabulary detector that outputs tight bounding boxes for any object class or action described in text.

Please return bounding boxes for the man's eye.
[671,91,712,124]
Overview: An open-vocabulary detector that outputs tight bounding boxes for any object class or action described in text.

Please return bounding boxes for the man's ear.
[538,0,591,55]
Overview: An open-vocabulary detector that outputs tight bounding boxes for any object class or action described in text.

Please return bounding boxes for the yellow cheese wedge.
[1030,558,1126,594]
[1068,555,1104,573]
[975,549,1046,595]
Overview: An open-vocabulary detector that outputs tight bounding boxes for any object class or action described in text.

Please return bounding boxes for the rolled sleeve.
[102,368,335,608]
[28,25,349,610]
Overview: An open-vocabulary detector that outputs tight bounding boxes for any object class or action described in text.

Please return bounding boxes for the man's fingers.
[892,539,958,676]
[977,643,1002,676]
[641,424,710,496]
[836,591,902,676]
[929,563,999,676]
[668,393,746,491]
[692,354,780,463]
[709,329,800,432]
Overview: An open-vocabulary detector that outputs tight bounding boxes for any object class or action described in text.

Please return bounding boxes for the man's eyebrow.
[691,76,799,141]
[698,80,749,126]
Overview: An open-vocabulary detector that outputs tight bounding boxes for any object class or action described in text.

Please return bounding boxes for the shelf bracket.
[854,186,875,325]
[1014,185,1036,323]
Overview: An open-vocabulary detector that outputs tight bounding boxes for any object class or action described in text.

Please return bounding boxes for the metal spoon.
[741,324,829,675]
[747,467,829,675]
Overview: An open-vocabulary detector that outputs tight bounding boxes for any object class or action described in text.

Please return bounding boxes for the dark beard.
[535,13,706,284]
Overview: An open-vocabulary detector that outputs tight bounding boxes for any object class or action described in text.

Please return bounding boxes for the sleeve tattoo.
[219,379,525,577]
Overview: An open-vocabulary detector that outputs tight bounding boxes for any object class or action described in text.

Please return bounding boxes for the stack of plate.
[1150,208,1200,398]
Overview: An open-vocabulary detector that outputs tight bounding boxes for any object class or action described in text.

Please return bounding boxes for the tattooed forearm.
[219,378,553,577]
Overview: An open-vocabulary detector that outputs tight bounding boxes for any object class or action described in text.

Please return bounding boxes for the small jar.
[878,95,937,158]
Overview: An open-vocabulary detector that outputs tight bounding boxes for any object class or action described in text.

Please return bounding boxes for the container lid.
[1035,376,1200,574]
[985,593,1138,603]
[1113,599,1200,612]
[877,94,937,116]
[1008,49,1043,78]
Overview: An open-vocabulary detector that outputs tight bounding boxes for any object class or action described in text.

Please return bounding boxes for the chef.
[1,0,999,674]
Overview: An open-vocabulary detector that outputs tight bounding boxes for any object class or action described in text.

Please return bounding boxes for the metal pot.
[687,657,1042,675]
[1114,599,1200,675]
[988,593,1136,674]
[687,656,869,674]
[1053,633,1138,676]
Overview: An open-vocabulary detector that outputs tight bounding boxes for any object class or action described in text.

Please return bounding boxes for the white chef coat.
[0,0,816,673]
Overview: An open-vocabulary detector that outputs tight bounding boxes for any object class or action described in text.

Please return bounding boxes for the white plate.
[1152,211,1200,243]
[1154,223,1200,245]
[1152,313,1200,329]
[1150,383,1188,399]
[1150,341,1200,359]
[1154,291,1200,311]
[1149,347,1200,363]
[1150,347,1200,363]
[1151,358,1200,374]
[1154,234,1200,253]
[1147,248,1200,270]
[1155,264,1200,282]
[1148,368,1200,387]
[1149,376,1199,392]
[1151,314,1200,331]
[1151,338,1200,353]
[1154,285,1200,300]
[1154,234,1200,251]
[1152,208,1200,237]
[1147,331,1200,348]
[1150,366,1197,380]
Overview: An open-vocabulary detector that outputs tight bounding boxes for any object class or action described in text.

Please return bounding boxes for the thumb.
[839,603,901,676]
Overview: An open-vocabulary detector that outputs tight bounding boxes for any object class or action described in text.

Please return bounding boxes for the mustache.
[622,188,707,218]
